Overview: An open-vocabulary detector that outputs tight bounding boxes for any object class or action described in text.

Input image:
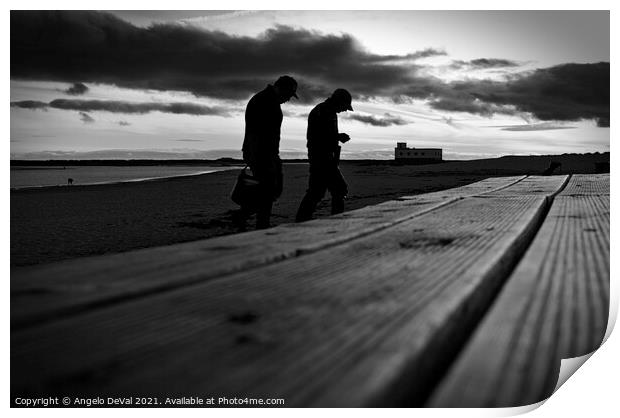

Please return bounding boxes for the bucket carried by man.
[230,166,260,208]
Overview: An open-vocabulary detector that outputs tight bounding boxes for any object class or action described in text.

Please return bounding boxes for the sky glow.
[10,10,609,160]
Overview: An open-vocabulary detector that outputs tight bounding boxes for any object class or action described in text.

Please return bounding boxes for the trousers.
[296,159,348,222]
[241,159,282,229]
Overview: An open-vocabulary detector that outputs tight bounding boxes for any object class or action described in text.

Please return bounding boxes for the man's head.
[330,88,353,113]
[273,75,298,104]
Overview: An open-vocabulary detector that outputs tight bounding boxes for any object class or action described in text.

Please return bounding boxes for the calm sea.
[10,165,240,189]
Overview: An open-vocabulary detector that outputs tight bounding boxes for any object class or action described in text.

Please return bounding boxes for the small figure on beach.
[67,178,74,186]
[542,161,562,176]
[295,88,353,222]
[236,75,298,229]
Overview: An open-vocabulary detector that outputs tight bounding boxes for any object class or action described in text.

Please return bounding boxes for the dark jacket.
[242,85,283,165]
[306,99,341,162]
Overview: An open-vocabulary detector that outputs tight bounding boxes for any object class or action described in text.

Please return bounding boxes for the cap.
[331,88,353,111]
[274,75,298,99]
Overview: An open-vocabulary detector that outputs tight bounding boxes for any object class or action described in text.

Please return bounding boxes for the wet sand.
[10,154,608,266]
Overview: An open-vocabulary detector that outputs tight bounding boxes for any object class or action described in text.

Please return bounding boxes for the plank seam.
[416,175,572,406]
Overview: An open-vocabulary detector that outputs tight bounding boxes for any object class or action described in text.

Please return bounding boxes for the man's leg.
[255,199,273,229]
[231,206,251,231]
[295,163,327,222]
[331,196,345,215]
[296,192,321,222]
[328,166,348,215]
[250,163,278,229]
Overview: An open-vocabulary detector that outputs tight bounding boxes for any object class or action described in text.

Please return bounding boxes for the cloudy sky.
[10,10,609,160]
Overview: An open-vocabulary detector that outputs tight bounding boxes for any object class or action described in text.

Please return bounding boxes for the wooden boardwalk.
[10,174,609,407]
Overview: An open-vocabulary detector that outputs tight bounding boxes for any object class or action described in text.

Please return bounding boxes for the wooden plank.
[481,175,571,196]
[11,176,526,329]
[11,176,567,406]
[428,174,610,407]
[560,173,609,195]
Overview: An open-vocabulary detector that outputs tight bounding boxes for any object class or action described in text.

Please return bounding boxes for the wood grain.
[428,174,609,407]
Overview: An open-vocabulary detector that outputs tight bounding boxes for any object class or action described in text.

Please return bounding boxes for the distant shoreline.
[9,151,609,167]
[10,167,240,191]
[9,152,611,191]
[10,158,246,167]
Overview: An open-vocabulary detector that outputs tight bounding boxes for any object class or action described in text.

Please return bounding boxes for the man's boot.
[331,196,345,215]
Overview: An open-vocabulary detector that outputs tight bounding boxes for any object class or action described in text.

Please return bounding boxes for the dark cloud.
[65,82,89,95]
[430,97,506,117]
[79,112,95,123]
[10,100,49,110]
[118,120,131,126]
[372,48,447,63]
[446,63,610,125]
[10,11,609,126]
[347,112,409,127]
[497,122,577,131]
[11,98,232,116]
[451,58,520,69]
[9,11,431,103]
[50,99,232,116]
[410,48,447,60]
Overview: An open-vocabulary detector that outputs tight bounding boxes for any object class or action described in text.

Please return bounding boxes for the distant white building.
[394,142,442,163]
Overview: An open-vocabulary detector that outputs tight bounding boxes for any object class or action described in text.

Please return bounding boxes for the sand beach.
[10,153,608,267]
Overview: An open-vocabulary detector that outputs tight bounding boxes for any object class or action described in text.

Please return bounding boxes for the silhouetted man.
[295,88,353,222]
[542,161,562,176]
[240,75,298,229]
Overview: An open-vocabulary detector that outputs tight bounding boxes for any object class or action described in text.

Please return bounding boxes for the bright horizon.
[10,10,610,160]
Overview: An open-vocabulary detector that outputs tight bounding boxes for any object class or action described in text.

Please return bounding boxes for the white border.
[5,3,615,417]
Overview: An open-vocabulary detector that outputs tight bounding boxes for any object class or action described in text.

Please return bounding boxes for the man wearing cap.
[239,75,298,229]
[295,88,353,222]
